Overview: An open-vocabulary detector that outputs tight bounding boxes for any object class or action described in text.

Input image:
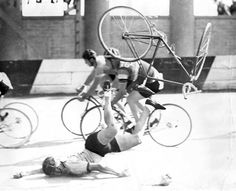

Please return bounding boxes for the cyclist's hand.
[13,172,23,179]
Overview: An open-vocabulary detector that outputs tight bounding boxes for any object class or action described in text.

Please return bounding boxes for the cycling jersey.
[95,55,117,77]
[117,60,162,92]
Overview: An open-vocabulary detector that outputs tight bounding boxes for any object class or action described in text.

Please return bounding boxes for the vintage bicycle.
[94,6,211,147]
[79,90,192,147]
[0,77,39,148]
[62,6,211,147]
[98,6,212,96]
[61,91,126,137]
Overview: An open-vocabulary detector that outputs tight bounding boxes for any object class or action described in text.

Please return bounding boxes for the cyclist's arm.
[13,168,42,179]
[85,75,103,96]
[77,69,96,93]
[84,69,96,86]
[83,63,106,96]
[88,163,129,177]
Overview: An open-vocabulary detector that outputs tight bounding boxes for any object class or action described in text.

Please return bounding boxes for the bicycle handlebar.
[182,82,202,99]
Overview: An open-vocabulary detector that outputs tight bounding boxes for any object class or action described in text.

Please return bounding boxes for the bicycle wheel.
[0,108,33,148]
[98,6,152,62]
[80,105,125,140]
[4,102,39,134]
[147,103,192,147]
[61,97,98,136]
[191,23,212,81]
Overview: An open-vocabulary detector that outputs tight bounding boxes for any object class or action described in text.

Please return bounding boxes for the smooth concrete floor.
[0,92,236,191]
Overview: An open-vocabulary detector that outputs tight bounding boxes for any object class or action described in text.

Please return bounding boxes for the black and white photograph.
[0,0,236,190]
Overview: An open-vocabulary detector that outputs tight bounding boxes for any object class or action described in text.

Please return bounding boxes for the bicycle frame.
[122,25,201,98]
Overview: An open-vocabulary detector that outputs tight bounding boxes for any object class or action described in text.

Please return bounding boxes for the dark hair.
[82,49,97,60]
[42,157,57,176]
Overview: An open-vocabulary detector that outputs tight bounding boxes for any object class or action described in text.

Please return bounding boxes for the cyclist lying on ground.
[76,49,119,100]
[104,48,164,124]
[13,82,165,179]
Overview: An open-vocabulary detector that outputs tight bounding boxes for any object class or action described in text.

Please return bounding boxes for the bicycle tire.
[191,23,212,81]
[80,105,125,140]
[98,6,152,62]
[61,97,99,136]
[0,108,33,148]
[4,102,39,134]
[147,103,192,147]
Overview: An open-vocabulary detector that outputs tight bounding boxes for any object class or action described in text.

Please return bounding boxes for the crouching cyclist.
[77,49,120,100]
[104,48,164,124]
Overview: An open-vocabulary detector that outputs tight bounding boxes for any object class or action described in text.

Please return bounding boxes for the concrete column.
[169,0,194,56]
[84,0,109,54]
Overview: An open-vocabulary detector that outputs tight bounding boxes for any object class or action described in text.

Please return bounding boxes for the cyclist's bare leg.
[115,106,150,151]
[127,91,145,122]
[97,92,119,145]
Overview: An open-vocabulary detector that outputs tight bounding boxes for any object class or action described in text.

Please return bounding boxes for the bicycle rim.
[0,108,32,148]
[80,105,103,140]
[192,23,212,81]
[98,6,152,62]
[4,102,39,134]
[80,105,125,140]
[147,103,192,147]
[61,97,98,136]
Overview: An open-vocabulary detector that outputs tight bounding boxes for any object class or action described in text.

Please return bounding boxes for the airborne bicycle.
[98,6,212,97]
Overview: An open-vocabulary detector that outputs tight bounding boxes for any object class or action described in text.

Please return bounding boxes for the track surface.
[0,93,235,191]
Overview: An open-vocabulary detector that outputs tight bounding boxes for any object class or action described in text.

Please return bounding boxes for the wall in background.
[0,56,235,96]
[0,16,236,60]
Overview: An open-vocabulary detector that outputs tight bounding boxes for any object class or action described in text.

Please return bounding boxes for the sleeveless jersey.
[95,55,117,77]
[117,60,156,86]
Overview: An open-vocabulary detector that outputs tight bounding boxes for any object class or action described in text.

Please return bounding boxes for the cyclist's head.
[104,47,120,59]
[82,49,97,66]
[42,157,67,176]
[82,49,97,60]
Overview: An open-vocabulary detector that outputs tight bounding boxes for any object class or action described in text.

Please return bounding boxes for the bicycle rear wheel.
[191,23,212,81]
[147,103,192,147]
[61,97,98,136]
[98,6,152,62]
[0,108,32,148]
[80,105,125,140]
[4,102,39,134]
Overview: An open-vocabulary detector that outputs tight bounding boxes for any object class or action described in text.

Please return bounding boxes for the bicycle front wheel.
[147,103,192,147]
[0,108,33,148]
[80,105,125,140]
[4,102,39,134]
[191,23,212,81]
[61,97,98,136]
[80,105,103,140]
[98,6,152,62]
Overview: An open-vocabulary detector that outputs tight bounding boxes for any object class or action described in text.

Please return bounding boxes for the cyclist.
[104,48,164,124]
[13,83,165,179]
[76,49,119,100]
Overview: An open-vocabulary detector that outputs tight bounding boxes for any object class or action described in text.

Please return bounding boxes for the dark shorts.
[108,74,116,81]
[127,80,161,98]
[140,80,161,98]
[85,131,121,157]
